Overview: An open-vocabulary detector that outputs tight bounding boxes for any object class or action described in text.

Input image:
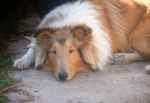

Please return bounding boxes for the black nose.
[58,71,68,81]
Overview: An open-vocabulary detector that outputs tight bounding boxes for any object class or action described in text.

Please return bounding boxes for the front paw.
[13,57,31,69]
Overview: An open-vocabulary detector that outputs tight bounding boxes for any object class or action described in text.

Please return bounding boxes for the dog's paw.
[13,57,32,69]
[145,65,150,74]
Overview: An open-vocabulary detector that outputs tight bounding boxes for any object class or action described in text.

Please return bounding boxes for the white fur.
[39,1,111,70]
[13,38,36,69]
[14,1,111,70]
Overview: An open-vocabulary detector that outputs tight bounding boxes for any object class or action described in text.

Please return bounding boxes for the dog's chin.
[56,77,73,82]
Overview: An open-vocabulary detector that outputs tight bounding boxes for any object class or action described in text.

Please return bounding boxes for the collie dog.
[14,0,150,81]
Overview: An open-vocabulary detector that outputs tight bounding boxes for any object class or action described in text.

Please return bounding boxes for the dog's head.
[35,25,97,81]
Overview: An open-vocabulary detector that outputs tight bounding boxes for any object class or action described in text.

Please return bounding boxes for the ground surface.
[6,36,150,103]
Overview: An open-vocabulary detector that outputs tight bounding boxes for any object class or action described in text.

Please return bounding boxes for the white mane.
[38,1,111,70]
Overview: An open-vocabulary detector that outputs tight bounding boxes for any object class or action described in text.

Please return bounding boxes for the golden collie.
[14,0,150,81]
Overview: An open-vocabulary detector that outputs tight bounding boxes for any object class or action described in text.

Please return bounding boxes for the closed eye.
[69,49,76,53]
[49,49,56,54]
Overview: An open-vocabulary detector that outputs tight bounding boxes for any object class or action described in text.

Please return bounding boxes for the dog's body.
[14,0,150,80]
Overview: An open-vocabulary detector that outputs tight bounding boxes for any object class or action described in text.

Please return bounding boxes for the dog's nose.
[58,71,68,81]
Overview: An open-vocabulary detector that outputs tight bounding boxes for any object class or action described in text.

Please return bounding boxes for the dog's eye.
[49,49,56,54]
[52,51,56,54]
[69,50,76,53]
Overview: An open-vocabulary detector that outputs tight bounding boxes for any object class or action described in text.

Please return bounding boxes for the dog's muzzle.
[58,70,68,81]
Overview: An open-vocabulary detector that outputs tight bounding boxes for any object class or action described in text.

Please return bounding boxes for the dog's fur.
[14,0,150,80]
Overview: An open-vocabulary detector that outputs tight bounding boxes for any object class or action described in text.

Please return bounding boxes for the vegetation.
[0,73,12,103]
[0,40,14,103]
[0,40,12,71]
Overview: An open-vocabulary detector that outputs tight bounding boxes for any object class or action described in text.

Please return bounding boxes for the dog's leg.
[13,47,35,69]
[109,52,148,64]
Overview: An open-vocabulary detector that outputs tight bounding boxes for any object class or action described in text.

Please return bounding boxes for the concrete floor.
[7,38,150,103]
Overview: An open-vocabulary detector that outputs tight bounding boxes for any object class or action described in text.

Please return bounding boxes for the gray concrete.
[8,62,150,103]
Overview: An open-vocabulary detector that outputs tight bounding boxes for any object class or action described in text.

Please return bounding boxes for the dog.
[13,0,150,81]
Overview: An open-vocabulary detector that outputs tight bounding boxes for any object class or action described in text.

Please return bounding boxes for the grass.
[0,73,12,103]
[0,44,12,72]
[0,40,14,103]
[0,95,7,103]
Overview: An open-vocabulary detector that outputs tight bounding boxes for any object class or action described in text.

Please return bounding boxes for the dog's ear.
[72,25,93,48]
[34,28,54,67]
[34,28,54,42]
[72,25,98,70]
[79,43,98,70]
[72,25,92,41]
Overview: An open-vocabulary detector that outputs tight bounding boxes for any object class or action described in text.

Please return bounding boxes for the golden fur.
[35,25,93,80]
[93,0,150,55]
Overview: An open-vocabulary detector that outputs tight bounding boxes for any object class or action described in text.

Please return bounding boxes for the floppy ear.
[34,28,54,43]
[72,25,98,70]
[72,25,92,42]
[34,28,54,68]
[79,43,98,70]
